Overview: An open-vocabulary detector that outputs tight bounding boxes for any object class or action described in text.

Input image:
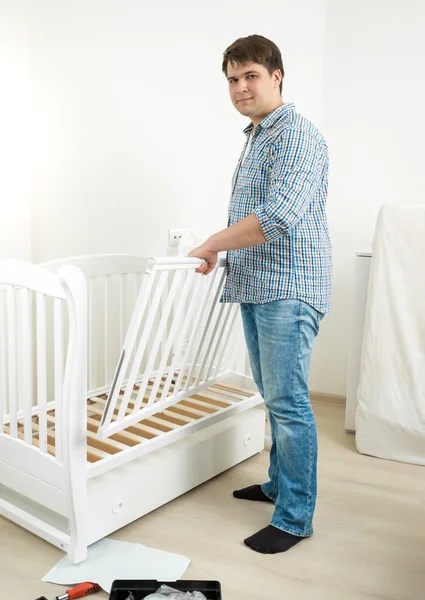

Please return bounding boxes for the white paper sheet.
[42,538,190,592]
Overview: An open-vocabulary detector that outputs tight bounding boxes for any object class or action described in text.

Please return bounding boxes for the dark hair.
[222,34,284,94]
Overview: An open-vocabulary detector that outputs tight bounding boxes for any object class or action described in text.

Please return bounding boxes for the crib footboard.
[0,433,70,550]
[0,259,90,564]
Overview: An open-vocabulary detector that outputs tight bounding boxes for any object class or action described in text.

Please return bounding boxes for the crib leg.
[60,265,89,565]
[68,536,88,564]
[66,471,88,565]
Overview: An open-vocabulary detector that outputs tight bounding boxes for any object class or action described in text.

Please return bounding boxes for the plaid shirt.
[221,103,332,314]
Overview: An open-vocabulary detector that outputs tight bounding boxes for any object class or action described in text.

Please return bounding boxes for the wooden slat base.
[2,376,256,464]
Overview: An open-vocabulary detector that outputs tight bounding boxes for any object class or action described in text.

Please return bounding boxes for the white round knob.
[243,434,251,446]
[112,498,124,514]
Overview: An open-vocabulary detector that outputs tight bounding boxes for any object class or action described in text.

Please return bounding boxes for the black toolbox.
[109,580,222,600]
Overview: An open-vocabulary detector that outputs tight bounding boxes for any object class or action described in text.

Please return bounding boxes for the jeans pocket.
[316,311,324,329]
[301,301,323,335]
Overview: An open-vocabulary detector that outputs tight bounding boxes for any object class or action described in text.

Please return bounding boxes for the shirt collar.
[243,102,295,135]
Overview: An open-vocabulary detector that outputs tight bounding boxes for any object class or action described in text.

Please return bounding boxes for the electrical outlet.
[169,229,197,246]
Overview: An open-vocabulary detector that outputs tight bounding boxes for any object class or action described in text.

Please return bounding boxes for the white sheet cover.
[356,204,425,465]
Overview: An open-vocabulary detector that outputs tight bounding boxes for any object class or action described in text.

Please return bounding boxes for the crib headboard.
[40,254,149,396]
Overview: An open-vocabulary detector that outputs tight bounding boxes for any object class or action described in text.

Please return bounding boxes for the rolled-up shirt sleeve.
[254,128,325,242]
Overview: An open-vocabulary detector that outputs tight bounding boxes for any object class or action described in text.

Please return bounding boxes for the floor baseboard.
[257,392,346,409]
[310,391,346,407]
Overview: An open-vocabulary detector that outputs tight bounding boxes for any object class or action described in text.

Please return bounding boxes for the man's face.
[226,62,282,124]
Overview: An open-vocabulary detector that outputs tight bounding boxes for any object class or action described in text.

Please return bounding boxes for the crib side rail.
[97,256,240,439]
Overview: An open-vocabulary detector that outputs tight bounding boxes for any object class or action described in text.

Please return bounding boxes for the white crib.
[0,254,265,564]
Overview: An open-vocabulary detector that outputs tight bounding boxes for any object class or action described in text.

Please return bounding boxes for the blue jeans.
[240,299,323,537]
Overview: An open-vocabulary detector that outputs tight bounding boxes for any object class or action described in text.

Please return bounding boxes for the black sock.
[233,484,274,503]
[244,525,305,554]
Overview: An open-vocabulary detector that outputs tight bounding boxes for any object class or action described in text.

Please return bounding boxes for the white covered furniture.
[356,205,425,465]
[345,245,372,433]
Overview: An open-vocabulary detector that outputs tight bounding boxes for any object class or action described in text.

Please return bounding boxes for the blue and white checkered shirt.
[221,103,332,314]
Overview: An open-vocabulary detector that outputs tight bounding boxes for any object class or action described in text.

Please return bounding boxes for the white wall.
[308,0,425,395]
[29,0,328,263]
[6,0,425,395]
[0,1,32,260]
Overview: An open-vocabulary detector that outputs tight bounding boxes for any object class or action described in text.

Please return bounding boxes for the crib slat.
[191,392,232,408]
[155,409,193,426]
[165,404,201,419]
[213,304,239,378]
[134,272,138,306]
[154,385,212,418]
[209,385,250,401]
[53,299,63,461]
[92,394,179,433]
[196,302,226,385]
[203,269,230,379]
[146,415,178,431]
[0,294,6,433]
[86,449,105,463]
[115,400,173,434]
[88,278,97,390]
[36,293,48,453]
[89,406,159,439]
[214,381,253,397]
[104,276,109,384]
[132,270,183,412]
[6,288,18,438]
[204,303,232,381]
[99,269,158,431]
[88,278,92,388]
[116,270,166,419]
[86,429,124,455]
[30,419,57,451]
[43,415,105,462]
[16,289,33,445]
[86,417,141,446]
[179,398,217,414]
[146,269,189,407]
[161,275,168,357]
[119,276,124,347]
[173,270,218,397]
[159,271,202,401]
[130,386,196,426]
[185,267,226,390]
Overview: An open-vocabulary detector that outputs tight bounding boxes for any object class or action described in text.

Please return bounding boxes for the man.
[188,34,331,554]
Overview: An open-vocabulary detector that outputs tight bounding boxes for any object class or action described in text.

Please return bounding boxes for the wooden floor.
[2,400,425,600]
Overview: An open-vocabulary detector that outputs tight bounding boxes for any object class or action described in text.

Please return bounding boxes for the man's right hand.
[187,244,218,275]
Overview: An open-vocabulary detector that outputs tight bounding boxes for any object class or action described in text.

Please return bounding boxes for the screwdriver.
[55,582,102,600]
